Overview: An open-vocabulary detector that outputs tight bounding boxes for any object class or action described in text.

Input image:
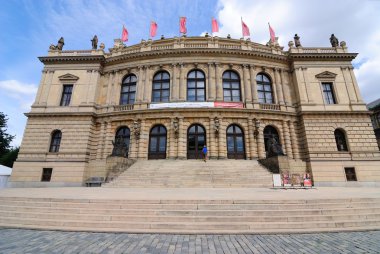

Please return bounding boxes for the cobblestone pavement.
[0,229,379,254]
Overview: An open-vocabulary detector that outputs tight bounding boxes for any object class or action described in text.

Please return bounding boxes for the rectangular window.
[345,167,357,181]
[60,85,73,106]
[322,83,336,104]
[41,168,53,182]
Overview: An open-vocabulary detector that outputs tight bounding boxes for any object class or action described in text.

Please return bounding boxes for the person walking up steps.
[202,145,208,162]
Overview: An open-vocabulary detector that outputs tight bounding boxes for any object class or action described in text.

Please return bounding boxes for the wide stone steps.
[1,197,380,233]
[104,160,273,188]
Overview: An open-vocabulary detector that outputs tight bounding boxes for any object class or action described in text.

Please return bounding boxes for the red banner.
[212,18,219,33]
[241,20,250,37]
[180,17,187,34]
[269,23,275,43]
[214,102,244,108]
[150,21,157,38]
[121,26,128,42]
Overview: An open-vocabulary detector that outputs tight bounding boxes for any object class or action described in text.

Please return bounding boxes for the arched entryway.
[148,125,167,159]
[226,124,246,159]
[112,127,130,157]
[263,125,281,157]
[187,124,206,159]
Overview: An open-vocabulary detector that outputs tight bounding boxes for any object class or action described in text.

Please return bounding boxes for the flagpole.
[241,17,243,38]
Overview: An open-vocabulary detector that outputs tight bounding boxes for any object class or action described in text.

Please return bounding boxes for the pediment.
[58,73,79,81]
[315,71,337,79]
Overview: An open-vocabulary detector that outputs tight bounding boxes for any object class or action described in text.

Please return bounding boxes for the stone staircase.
[103,160,273,188]
[1,196,380,233]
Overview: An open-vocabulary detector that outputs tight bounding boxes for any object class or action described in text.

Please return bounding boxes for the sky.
[1,0,380,147]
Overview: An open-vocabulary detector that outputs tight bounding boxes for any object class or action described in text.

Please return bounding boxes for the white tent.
[0,165,12,188]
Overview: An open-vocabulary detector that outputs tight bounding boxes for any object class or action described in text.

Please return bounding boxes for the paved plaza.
[0,228,379,254]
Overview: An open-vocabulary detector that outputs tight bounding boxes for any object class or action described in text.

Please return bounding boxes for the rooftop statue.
[49,37,65,51]
[330,34,339,47]
[294,34,301,47]
[91,35,98,49]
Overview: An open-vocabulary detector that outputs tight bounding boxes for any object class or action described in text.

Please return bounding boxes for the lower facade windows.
[41,168,53,182]
[344,167,357,181]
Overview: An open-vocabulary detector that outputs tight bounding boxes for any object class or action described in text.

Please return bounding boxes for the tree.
[0,112,14,156]
[0,147,19,168]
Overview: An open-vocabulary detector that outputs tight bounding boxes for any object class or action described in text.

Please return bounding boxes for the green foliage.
[0,147,19,168]
[0,112,14,156]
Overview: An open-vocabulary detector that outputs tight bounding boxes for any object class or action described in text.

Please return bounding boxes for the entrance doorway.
[226,124,246,159]
[187,124,206,159]
[148,125,167,159]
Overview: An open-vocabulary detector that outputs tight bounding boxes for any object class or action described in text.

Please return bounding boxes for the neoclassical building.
[10,35,380,187]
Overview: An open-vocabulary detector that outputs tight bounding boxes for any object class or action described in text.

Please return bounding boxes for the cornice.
[288,53,357,61]
[38,55,106,64]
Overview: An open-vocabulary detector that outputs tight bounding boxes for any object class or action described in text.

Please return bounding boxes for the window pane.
[262,75,270,83]
[227,136,234,152]
[227,126,233,134]
[197,81,205,88]
[223,82,231,89]
[188,81,196,88]
[130,76,137,82]
[188,71,196,78]
[223,72,230,79]
[129,85,136,92]
[232,90,240,97]
[150,138,157,152]
[162,82,170,89]
[264,84,272,92]
[256,75,263,82]
[235,126,242,134]
[162,90,169,98]
[231,72,238,80]
[236,137,244,152]
[159,138,166,152]
[162,72,169,79]
[197,126,205,133]
[231,82,240,89]
[196,71,204,79]
[189,126,196,134]
[153,83,161,90]
[153,91,161,101]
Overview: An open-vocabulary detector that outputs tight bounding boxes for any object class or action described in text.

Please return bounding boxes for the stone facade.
[10,36,380,187]
[368,98,380,150]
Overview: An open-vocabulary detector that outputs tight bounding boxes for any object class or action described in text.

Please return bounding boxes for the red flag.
[269,23,275,43]
[121,26,128,42]
[150,21,158,38]
[241,19,250,37]
[180,17,187,34]
[212,18,219,33]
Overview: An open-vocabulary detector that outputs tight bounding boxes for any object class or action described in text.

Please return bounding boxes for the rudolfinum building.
[10,35,380,187]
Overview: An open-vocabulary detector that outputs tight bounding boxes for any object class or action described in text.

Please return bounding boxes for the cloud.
[0,80,37,111]
[216,0,380,103]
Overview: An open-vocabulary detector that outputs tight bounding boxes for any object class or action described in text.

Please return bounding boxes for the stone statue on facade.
[111,136,128,157]
[330,34,339,47]
[266,135,284,157]
[214,117,220,136]
[91,35,98,49]
[172,117,179,139]
[132,119,141,141]
[49,37,65,51]
[294,34,301,47]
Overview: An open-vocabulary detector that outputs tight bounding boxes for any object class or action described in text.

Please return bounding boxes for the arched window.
[120,74,137,105]
[226,124,245,159]
[187,70,206,101]
[256,73,274,104]
[187,124,206,159]
[334,129,348,151]
[49,130,62,153]
[152,71,170,102]
[112,127,130,157]
[223,71,241,102]
[148,125,167,159]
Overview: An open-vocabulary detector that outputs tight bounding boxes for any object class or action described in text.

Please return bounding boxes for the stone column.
[177,117,186,159]
[104,121,113,159]
[274,68,284,105]
[257,123,265,159]
[243,65,252,104]
[289,121,300,159]
[280,69,291,106]
[341,67,356,103]
[302,67,313,103]
[105,72,113,105]
[34,70,47,105]
[171,64,178,101]
[96,121,107,160]
[294,67,308,103]
[41,70,54,105]
[111,71,122,105]
[208,63,215,101]
[136,66,144,103]
[215,63,222,101]
[143,66,151,103]
[209,118,216,159]
[250,65,258,103]
[179,64,186,101]
[270,68,278,104]
[168,119,176,159]
[349,67,363,103]
[282,120,293,158]
[248,118,258,159]
[218,119,227,159]
[137,120,147,159]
